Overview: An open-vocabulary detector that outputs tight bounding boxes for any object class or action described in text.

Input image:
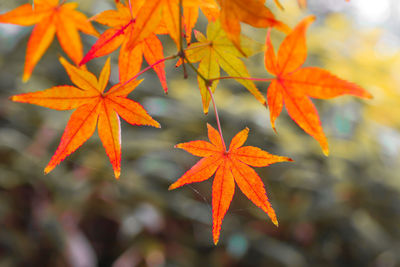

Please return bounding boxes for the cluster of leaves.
[0,0,371,244]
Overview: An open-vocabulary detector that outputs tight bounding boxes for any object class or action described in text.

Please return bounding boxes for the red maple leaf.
[79,1,168,92]
[169,124,292,244]
[11,57,160,178]
[264,16,372,155]
[0,0,98,81]
[216,0,290,54]
[125,0,219,50]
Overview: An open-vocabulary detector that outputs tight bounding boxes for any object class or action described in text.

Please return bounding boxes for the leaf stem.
[178,0,188,78]
[175,6,226,150]
[206,85,227,151]
[107,54,177,94]
[128,0,134,19]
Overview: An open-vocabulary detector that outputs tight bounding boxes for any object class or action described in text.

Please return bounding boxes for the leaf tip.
[213,237,219,245]
[168,183,178,190]
[193,30,202,40]
[153,121,161,128]
[303,15,317,25]
[271,122,278,134]
[243,127,250,137]
[285,157,294,162]
[364,91,373,99]
[22,72,30,83]
[44,165,53,175]
[272,218,279,227]
[318,135,329,156]
[174,143,184,149]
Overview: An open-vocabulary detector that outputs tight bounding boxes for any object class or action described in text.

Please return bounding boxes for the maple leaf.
[169,124,292,244]
[125,0,219,50]
[0,0,98,82]
[264,16,372,155]
[79,1,168,92]
[181,0,220,44]
[183,21,266,114]
[11,57,160,178]
[216,0,290,55]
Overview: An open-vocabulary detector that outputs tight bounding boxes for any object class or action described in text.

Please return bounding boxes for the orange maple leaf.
[216,0,290,55]
[125,0,219,50]
[264,16,372,155]
[80,1,169,92]
[0,0,98,82]
[11,57,160,178]
[169,124,292,244]
[182,0,220,44]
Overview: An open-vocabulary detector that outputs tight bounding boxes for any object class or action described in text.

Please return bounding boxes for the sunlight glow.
[352,0,390,24]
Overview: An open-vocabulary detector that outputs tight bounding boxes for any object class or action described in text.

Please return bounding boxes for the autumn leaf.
[264,16,372,155]
[78,1,168,92]
[169,124,292,244]
[0,0,98,82]
[183,21,266,114]
[216,0,290,55]
[11,57,160,178]
[181,0,220,44]
[125,0,219,50]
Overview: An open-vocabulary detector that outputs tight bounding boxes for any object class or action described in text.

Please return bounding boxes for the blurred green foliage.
[1,0,400,266]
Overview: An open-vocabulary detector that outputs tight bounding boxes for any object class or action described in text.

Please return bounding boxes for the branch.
[178,0,188,78]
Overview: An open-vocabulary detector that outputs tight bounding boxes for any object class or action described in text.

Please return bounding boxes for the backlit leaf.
[170,124,292,244]
[11,57,159,178]
[0,0,98,81]
[264,16,372,155]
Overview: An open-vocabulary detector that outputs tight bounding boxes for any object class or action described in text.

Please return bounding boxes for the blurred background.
[1,0,400,266]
